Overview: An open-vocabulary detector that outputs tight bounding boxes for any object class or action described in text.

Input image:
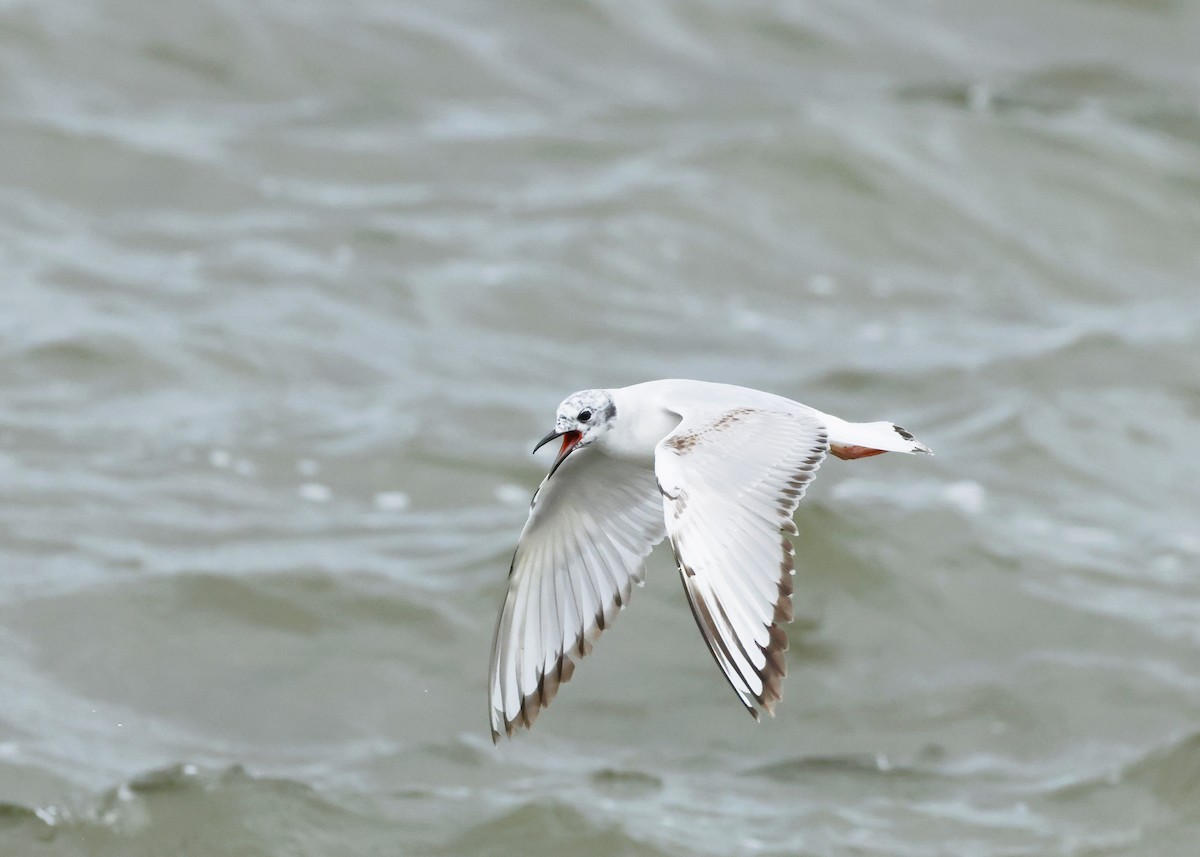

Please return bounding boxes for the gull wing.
[654,405,829,718]
[488,447,666,741]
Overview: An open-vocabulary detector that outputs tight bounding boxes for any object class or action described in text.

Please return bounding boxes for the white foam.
[298,483,331,503]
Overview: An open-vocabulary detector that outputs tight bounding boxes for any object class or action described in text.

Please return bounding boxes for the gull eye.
[578,409,593,423]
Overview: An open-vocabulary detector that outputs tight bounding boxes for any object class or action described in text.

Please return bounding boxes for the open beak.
[533,429,583,477]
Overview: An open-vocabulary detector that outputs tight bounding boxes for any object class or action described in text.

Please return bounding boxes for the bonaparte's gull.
[489,379,931,741]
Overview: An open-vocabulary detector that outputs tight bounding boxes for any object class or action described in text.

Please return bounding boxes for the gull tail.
[823,416,932,461]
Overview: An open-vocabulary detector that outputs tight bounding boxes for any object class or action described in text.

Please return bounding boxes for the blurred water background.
[2,0,1200,854]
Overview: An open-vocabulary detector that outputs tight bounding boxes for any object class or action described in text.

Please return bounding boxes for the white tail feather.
[823,416,932,458]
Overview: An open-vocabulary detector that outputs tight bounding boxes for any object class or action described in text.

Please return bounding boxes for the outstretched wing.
[489,447,666,741]
[654,406,829,718]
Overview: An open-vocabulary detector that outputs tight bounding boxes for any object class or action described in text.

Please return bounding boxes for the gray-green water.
[3,1,1200,854]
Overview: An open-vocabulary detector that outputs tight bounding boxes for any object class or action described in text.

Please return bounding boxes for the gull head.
[532,389,616,476]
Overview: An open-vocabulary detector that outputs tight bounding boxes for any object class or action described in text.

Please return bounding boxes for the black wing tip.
[490,647,586,741]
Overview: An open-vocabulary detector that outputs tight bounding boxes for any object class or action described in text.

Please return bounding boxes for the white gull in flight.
[488,379,932,741]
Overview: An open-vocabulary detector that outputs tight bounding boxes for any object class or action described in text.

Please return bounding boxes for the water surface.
[3,1,1200,854]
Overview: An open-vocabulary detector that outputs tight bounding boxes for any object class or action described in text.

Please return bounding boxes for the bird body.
[489,379,931,741]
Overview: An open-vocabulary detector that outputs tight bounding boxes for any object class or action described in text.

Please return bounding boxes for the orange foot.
[830,444,888,460]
